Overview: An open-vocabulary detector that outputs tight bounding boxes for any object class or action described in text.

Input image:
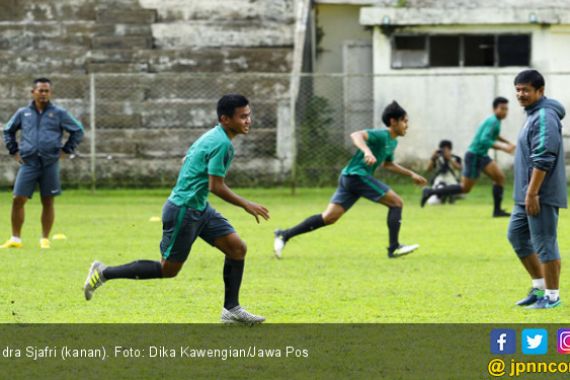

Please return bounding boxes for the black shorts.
[160,200,236,263]
[462,152,492,179]
[330,174,390,211]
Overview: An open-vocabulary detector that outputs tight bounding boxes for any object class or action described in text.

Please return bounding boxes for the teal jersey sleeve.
[207,142,233,177]
[366,129,385,145]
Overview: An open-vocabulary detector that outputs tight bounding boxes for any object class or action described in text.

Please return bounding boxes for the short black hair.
[439,140,452,150]
[514,69,545,90]
[493,96,509,109]
[381,100,407,127]
[217,94,249,121]
[33,77,51,87]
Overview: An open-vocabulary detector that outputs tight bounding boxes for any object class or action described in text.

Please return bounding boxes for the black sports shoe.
[516,287,544,306]
[420,188,432,208]
[493,209,511,218]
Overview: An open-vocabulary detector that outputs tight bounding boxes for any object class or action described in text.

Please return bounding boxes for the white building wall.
[370,24,570,168]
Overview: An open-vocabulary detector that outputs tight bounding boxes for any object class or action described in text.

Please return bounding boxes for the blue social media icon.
[522,329,548,355]
[491,329,516,354]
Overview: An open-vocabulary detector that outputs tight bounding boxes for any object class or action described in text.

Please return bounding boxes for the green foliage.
[396,0,408,8]
[296,96,352,186]
[1,185,569,323]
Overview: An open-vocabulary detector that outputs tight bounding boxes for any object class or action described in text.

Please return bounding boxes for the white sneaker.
[388,244,419,258]
[273,229,286,259]
[83,261,106,301]
[221,306,265,325]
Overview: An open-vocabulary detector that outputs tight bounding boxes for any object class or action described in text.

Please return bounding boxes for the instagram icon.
[558,329,570,354]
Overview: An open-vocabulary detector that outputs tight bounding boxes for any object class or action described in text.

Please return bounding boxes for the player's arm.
[494,136,516,154]
[208,175,269,223]
[525,169,546,216]
[492,141,515,154]
[350,130,376,165]
[3,110,22,163]
[382,161,428,186]
[526,113,561,216]
[60,110,85,157]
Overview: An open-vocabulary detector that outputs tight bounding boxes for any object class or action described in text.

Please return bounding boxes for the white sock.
[11,236,21,243]
[546,289,559,302]
[532,278,546,290]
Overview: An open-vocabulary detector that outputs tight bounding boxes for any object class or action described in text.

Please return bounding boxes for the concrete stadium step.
[0,76,89,100]
[87,128,276,158]
[0,49,89,74]
[93,100,278,130]
[94,23,153,37]
[138,0,294,23]
[92,35,153,50]
[0,0,96,22]
[96,9,157,24]
[152,20,294,49]
[0,22,95,50]
[86,48,292,73]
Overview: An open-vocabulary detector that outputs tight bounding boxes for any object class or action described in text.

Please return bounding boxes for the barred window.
[391,34,531,69]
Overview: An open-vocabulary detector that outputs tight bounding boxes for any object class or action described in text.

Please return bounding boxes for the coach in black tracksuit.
[2,77,84,249]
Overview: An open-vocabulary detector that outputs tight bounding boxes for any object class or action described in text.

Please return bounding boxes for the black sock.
[223,258,244,310]
[102,260,163,280]
[387,207,402,250]
[431,184,463,197]
[493,185,504,213]
[282,214,325,242]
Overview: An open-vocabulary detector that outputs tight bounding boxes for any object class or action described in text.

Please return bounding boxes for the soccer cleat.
[221,306,266,325]
[515,287,544,306]
[273,229,286,259]
[83,261,106,301]
[0,239,23,249]
[388,244,419,258]
[420,188,432,208]
[40,238,50,249]
[526,296,561,309]
[493,209,511,218]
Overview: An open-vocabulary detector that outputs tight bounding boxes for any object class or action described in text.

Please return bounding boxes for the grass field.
[0,183,568,323]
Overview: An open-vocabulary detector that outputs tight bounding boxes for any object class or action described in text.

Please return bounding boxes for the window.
[391,36,428,68]
[430,36,460,67]
[391,34,531,69]
[498,35,530,67]
[464,35,495,66]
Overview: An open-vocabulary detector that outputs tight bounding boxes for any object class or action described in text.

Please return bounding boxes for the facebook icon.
[491,329,516,354]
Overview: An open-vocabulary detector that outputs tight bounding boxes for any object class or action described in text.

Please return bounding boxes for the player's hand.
[507,144,516,155]
[411,173,428,186]
[363,152,377,166]
[243,201,270,224]
[13,152,23,164]
[525,193,540,216]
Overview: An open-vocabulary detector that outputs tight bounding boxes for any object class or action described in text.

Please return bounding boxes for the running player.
[420,97,515,217]
[83,94,269,324]
[274,101,427,259]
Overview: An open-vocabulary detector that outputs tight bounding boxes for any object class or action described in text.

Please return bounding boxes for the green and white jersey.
[341,129,398,177]
[468,114,501,156]
[169,124,234,211]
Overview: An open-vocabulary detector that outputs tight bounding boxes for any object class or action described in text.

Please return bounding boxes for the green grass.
[0,184,568,323]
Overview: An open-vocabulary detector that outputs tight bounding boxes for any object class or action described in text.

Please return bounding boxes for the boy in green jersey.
[274,101,428,259]
[83,94,270,324]
[420,97,516,217]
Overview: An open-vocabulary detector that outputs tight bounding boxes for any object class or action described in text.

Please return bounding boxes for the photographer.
[426,140,462,205]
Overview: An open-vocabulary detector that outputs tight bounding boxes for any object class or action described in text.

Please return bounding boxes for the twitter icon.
[522,329,548,355]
